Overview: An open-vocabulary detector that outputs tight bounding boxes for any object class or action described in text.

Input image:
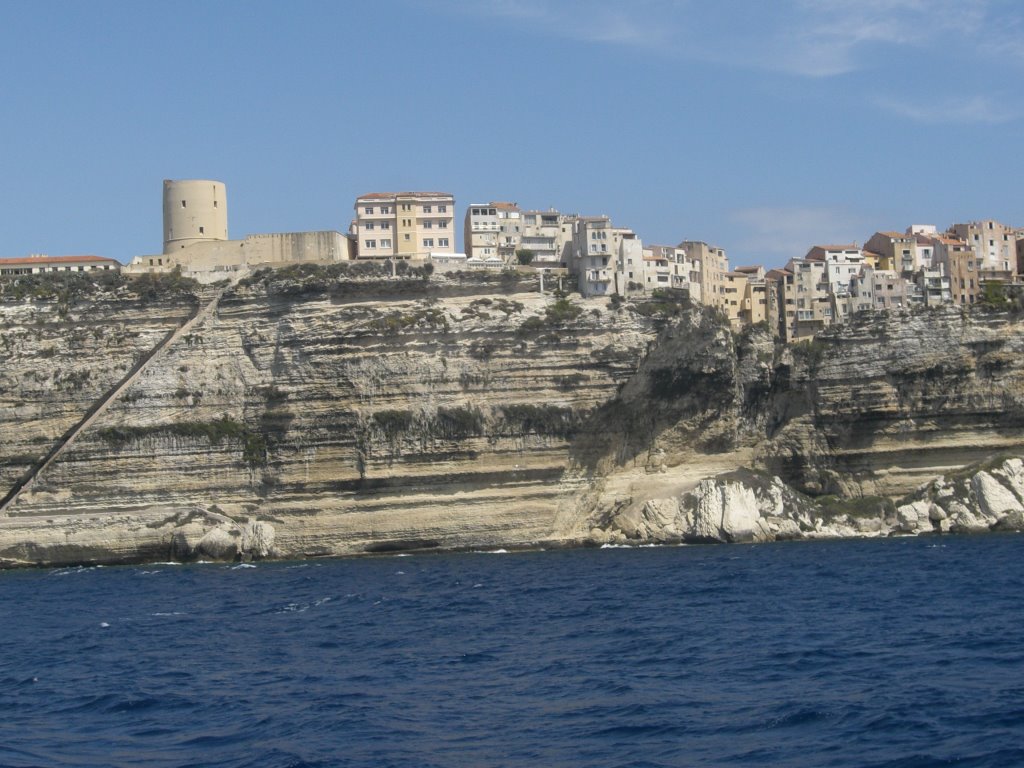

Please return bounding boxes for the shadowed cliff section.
[3,267,1024,567]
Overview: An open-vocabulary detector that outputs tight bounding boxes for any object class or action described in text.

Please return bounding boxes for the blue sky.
[1,0,1021,267]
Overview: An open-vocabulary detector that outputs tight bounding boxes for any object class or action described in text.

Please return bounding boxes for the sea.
[1,535,1023,768]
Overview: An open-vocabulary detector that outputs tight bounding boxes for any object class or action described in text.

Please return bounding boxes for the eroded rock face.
[0,275,654,565]
[3,275,1024,567]
[610,458,1024,544]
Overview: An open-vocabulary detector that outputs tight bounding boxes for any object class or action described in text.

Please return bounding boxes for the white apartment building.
[805,244,865,296]
[353,192,455,259]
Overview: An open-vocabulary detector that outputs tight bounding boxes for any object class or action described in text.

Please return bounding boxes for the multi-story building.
[680,241,729,313]
[734,266,767,326]
[864,231,917,275]
[862,267,910,310]
[464,202,522,262]
[804,245,865,296]
[912,233,935,270]
[0,254,121,276]
[949,220,1018,273]
[932,235,978,304]
[915,265,952,307]
[641,245,702,299]
[779,258,833,342]
[520,209,572,269]
[719,271,749,327]
[353,192,455,259]
[570,216,645,297]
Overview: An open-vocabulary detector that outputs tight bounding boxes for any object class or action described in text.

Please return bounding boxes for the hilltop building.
[0,254,121,276]
[352,192,455,260]
[642,245,702,300]
[464,202,522,265]
[679,241,729,312]
[125,180,350,282]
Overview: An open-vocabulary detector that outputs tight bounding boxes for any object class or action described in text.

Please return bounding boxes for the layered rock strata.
[2,271,1024,567]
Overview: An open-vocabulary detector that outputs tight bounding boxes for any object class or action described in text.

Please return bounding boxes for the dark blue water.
[2,536,1023,768]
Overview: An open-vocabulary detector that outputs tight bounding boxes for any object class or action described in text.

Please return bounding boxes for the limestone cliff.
[2,268,1024,567]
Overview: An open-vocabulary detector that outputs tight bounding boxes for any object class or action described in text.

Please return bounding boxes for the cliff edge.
[2,268,1023,566]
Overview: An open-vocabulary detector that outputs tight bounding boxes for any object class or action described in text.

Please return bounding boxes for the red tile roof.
[0,255,119,266]
[357,192,453,200]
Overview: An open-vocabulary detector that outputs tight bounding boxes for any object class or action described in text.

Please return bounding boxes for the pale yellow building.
[679,241,729,313]
[353,192,455,259]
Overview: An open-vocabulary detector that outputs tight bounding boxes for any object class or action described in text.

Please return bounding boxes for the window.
[365,222,375,230]
[438,220,448,228]
[423,238,434,247]
[404,234,410,241]
[439,238,449,247]
[199,226,204,234]
[423,205,432,213]
[439,205,447,213]
[365,207,374,214]
[423,221,432,229]
[472,208,481,215]
[380,206,390,214]
[401,204,411,211]
[380,239,392,248]
[380,221,390,230]
[365,239,376,248]
[213,200,218,208]
[181,200,186,208]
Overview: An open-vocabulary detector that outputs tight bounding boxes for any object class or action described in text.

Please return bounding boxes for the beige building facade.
[949,220,1019,273]
[680,241,729,313]
[353,192,455,259]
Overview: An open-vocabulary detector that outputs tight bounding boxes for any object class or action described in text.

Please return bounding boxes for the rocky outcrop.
[599,458,1024,544]
[3,269,1024,567]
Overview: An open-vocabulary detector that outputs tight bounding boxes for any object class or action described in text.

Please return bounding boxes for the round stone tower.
[162,179,228,254]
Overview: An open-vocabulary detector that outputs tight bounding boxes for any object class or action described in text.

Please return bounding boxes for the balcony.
[586,269,612,283]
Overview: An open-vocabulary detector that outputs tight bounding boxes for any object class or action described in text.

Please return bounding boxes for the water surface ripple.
[1,536,1022,767]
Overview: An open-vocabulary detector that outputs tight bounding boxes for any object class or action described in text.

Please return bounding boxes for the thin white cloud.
[458,0,1011,79]
[464,0,676,49]
[730,206,874,264]
[872,94,1019,125]
[762,0,989,77]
